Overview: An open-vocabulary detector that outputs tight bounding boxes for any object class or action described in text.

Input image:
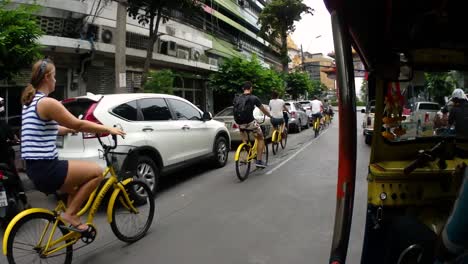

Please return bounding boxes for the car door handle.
[142,127,154,132]
[182,125,190,130]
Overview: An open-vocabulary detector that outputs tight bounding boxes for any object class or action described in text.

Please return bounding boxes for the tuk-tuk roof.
[323,0,468,70]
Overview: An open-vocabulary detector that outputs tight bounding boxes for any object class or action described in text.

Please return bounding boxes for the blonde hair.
[21,59,55,105]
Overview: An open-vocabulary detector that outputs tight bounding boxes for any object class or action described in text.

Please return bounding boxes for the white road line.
[266,128,330,175]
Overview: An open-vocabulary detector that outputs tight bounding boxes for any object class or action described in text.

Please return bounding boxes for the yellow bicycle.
[313,114,322,138]
[234,122,269,182]
[271,121,287,155]
[3,135,155,264]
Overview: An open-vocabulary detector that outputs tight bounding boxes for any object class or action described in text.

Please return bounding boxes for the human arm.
[58,126,76,136]
[253,96,272,118]
[37,98,125,136]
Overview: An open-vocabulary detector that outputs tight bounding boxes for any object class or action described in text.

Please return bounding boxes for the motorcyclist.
[0,97,28,205]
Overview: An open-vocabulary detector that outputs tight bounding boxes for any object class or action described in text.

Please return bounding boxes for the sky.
[291,0,334,56]
[291,0,364,97]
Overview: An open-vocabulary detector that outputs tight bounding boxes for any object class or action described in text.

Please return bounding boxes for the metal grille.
[36,16,81,38]
[126,32,150,50]
[126,71,142,92]
[87,66,114,94]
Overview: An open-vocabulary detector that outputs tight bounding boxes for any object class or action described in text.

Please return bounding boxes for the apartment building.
[0,0,281,123]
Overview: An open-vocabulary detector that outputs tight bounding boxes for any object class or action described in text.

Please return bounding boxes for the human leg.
[59,160,103,230]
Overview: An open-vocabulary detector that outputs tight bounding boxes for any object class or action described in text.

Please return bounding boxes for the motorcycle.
[0,140,29,226]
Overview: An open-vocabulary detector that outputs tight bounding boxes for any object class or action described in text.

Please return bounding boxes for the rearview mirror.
[202,111,212,121]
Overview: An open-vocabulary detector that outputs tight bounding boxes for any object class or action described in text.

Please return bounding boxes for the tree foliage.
[143,69,174,94]
[286,71,311,99]
[258,0,313,73]
[360,79,368,102]
[0,0,42,80]
[425,72,457,105]
[127,0,200,85]
[309,79,327,98]
[209,56,284,100]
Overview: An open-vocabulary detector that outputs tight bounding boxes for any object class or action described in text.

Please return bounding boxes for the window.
[215,107,233,117]
[139,98,172,121]
[112,100,138,121]
[168,99,201,120]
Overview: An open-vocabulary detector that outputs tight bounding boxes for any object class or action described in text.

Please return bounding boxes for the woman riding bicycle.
[21,58,125,232]
[269,91,289,132]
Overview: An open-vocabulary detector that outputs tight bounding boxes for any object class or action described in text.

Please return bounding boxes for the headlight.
[380,192,387,201]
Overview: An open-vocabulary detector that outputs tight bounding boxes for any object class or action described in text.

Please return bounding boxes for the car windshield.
[215,107,233,117]
[418,103,440,111]
[381,70,460,142]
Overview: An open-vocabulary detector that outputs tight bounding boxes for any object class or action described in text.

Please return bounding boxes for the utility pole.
[115,0,127,93]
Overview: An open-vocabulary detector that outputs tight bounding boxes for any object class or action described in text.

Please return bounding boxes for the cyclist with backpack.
[233,81,272,168]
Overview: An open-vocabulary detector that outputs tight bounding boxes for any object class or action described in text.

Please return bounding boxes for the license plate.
[0,191,8,207]
[56,136,64,148]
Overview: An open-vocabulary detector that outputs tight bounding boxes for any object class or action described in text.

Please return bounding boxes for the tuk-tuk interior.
[324,0,468,263]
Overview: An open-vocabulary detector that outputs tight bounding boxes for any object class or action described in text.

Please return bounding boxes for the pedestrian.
[448,88,468,138]
[269,91,289,133]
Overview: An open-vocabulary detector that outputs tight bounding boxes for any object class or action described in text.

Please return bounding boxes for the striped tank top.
[21,93,59,159]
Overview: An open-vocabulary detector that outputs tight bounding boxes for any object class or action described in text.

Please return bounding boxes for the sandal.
[59,213,89,233]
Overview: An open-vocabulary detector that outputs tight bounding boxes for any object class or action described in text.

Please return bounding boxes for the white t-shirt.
[269,99,285,118]
[311,99,323,114]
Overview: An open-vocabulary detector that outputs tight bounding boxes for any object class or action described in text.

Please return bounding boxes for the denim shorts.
[26,159,68,194]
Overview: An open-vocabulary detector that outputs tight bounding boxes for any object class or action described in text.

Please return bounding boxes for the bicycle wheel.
[6,212,73,264]
[111,180,155,243]
[314,121,320,138]
[280,129,288,149]
[235,144,251,181]
[271,130,279,155]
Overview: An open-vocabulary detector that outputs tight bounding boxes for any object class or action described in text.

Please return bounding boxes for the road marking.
[266,128,330,175]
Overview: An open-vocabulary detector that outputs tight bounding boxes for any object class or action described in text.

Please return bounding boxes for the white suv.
[58,93,231,194]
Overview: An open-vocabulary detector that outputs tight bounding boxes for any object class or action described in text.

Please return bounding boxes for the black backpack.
[233,94,251,124]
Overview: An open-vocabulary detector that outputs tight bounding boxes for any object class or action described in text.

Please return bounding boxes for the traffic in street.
[1,112,371,264]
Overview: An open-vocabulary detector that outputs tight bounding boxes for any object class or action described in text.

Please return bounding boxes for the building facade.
[302,53,335,91]
[1,0,281,124]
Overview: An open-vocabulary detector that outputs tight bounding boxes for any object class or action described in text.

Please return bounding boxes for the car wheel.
[297,120,302,133]
[365,135,372,145]
[134,156,159,195]
[212,136,229,168]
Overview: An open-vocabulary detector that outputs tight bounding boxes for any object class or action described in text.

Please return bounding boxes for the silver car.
[285,101,309,133]
[213,105,273,143]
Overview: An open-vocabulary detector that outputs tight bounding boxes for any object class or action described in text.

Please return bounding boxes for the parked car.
[285,101,309,133]
[298,100,314,124]
[361,100,376,145]
[58,93,231,195]
[409,101,440,123]
[213,105,273,144]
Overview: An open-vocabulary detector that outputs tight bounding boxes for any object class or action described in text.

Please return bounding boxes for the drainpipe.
[79,37,96,84]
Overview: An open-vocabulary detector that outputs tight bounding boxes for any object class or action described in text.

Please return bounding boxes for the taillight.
[291,111,297,118]
[0,170,3,180]
[232,123,239,129]
[424,112,429,123]
[367,117,372,126]
[82,102,109,139]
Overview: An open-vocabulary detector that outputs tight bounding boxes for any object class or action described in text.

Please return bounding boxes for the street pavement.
[1,112,371,264]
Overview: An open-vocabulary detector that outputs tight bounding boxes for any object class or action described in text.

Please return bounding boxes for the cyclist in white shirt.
[311,96,324,124]
[269,91,289,130]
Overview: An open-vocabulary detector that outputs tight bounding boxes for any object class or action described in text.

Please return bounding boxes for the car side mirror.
[202,111,212,121]
[361,108,366,113]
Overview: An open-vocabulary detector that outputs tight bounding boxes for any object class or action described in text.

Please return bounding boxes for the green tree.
[127,0,200,86]
[209,56,284,100]
[309,79,327,98]
[258,0,313,73]
[425,72,457,105]
[285,71,311,99]
[0,0,42,80]
[360,79,368,102]
[143,69,174,94]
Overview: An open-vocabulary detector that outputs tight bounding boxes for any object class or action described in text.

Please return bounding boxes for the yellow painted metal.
[107,178,133,223]
[3,208,54,255]
[234,142,248,160]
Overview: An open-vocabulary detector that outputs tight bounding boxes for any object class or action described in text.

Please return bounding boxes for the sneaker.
[256,160,267,168]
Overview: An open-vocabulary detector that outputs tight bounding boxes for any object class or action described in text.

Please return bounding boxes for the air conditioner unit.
[100,26,114,44]
[191,49,202,61]
[177,49,189,60]
[208,58,218,66]
[167,41,177,56]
